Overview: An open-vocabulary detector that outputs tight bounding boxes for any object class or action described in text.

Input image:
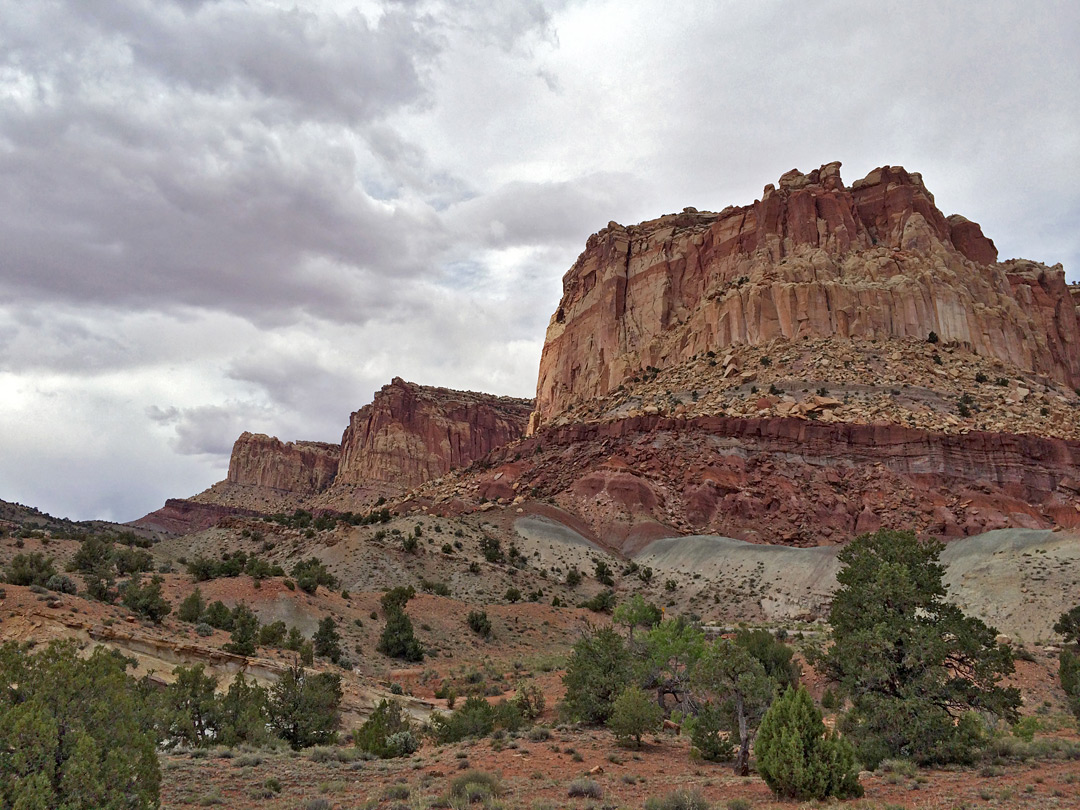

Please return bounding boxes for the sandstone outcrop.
[334,377,533,495]
[534,162,1080,425]
[419,412,1080,551]
[227,432,341,494]
[137,379,534,530]
[130,498,261,534]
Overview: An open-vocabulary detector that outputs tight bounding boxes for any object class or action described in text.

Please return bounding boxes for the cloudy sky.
[1,1,1077,522]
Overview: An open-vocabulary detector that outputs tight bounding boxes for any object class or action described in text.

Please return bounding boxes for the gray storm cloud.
[0,0,1077,520]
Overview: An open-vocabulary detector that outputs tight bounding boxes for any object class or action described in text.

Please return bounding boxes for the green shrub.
[354,700,419,758]
[691,702,734,762]
[447,770,501,804]
[467,610,493,638]
[579,588,616,613]
[0,641,160,808]
[561,625,632,724]
[313,616,342,664]
[120,573,172,623]
[1060,649,1080,720]
[643,789,711,810]
[377,608,424,662]
[178,588,205,623]
[608,685,662,748]
[4,551,56,586]
[755,686,862,800]
[567,778,603,798]
[45,573,77,594]
[430,695,496,743]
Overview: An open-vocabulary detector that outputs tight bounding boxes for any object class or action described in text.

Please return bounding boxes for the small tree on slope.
[755,685,862,800]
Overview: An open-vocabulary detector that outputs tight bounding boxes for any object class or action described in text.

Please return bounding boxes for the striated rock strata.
[228,432,341,494]
[535,162,1080,425]
[335,377,534,495]
[138,379,533,531]
[421,413,1080,551]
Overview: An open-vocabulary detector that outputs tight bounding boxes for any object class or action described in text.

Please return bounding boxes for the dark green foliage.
[0,640,160,808]
[290,558,337,594]
[608,685,662,747]
[734,629,800,692]
[113,547,153,576]
[691,702,734,762]
[354,699,418,758]
[177,588,205,624]
[4,551,56,586]
[1054,605,1080,646]
[504,587,522,603]
[258,620,288,648]
[313,616,342,664]
[402,535,419,553]
[480,535,503,563]
[68,536,117,601]
[120,574,172,623]
[420,578,451,596]
[217,672,272,747]
[613,594,663,639]
[284,625,304,652]
[467,610,492,639]
[430,695,496,743]
[755,686,862,800]
[380,585,416,613]
[186,551,284,583]
[45,573,77,594]
[268,663,342,749]
[694,638,774,775]
[927,331,939,343]
[579,589,616,613]
[514,681,545,720]
[1060,650,1080,721]
[163,664,220,747]
[203,600,234,630]
[224,603,260,655]
[378,608,424,662]
[818,529,1020,768]
[565,567,582,587]
[561,625,633,724]
[594,559,614,587]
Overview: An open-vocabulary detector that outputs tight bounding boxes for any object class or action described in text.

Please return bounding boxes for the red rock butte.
[532,162,1080,426]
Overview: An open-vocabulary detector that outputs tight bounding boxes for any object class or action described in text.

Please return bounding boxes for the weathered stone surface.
[333,378,533,495]
[534,163,1080,425]
[423,412,1080,551]
[129,498,261,534]
[227,432,341,494]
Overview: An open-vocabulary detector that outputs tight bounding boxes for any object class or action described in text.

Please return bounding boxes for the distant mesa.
[532,162,1079,427]
[133,378,533,532]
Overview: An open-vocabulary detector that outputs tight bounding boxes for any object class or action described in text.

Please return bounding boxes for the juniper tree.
[817,529,1020,767]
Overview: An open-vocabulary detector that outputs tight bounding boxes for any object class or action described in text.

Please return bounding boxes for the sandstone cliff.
[227,432,341,494]
[334,377,534,496]
[534,162,1080,424]
[139,379,534,530]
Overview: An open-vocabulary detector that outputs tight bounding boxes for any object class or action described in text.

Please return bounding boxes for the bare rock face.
[227,432,341,494]
[534,163,1080,424]
[334,378,533,495]
[422,413,1080,551]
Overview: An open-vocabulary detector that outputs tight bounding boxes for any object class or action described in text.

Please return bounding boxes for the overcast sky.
[1,0,1077,522]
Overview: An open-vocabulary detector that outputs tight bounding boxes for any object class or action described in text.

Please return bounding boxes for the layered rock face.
[335,378,534,494]
[535,162,1080,423]
[227,432,341,494]
[420,414,1080,550]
